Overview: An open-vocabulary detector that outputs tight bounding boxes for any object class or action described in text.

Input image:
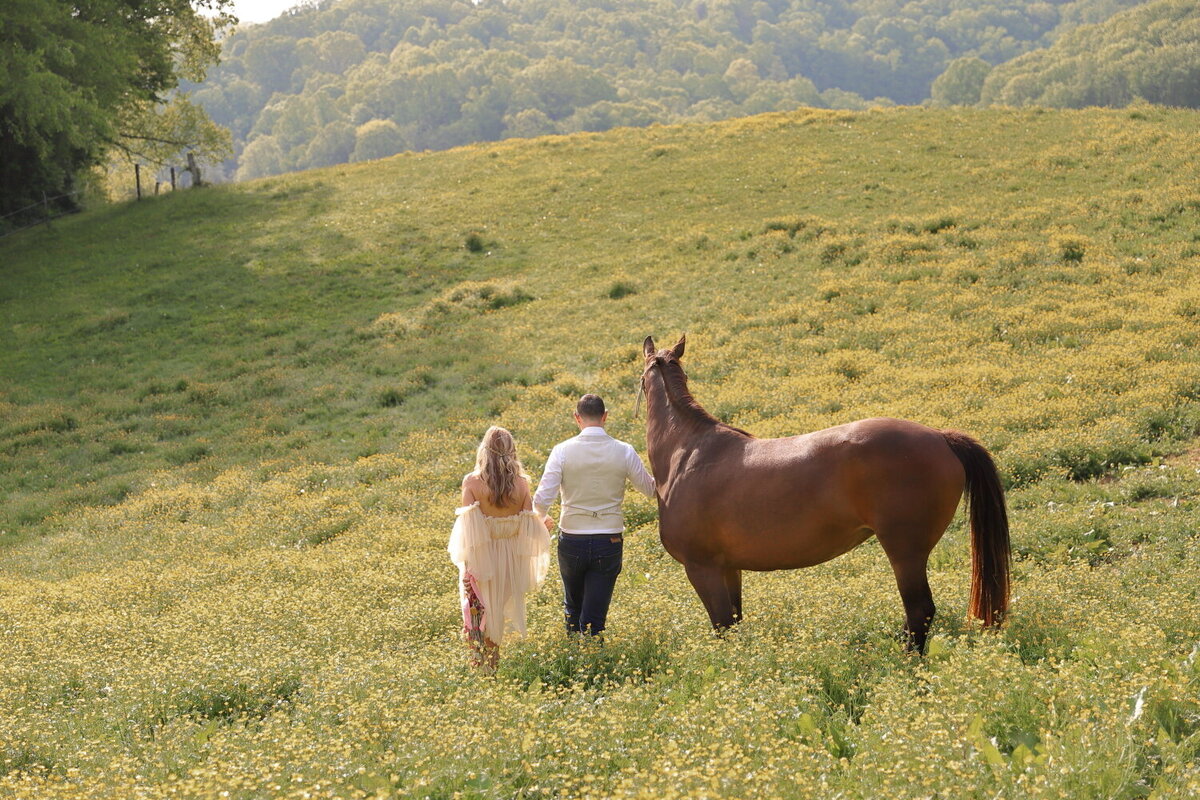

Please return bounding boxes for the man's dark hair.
[576,394,605,421]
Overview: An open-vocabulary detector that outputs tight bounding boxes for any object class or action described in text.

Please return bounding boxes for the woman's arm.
[522,477,533,511]
[461,474,478,506]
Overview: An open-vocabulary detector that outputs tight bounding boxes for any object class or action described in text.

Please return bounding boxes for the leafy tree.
[297,31,368,75]
[931,57,993,106]
[1,0,234,223]
[503,108,558,138]
[201,79,267,139]
[742,76,822,113]
[236,135,286,180]
[516,59,618,121]
[351,118,406,162]
[563,100,658,133]
[243,35,301,94]
[724,57,762,101]
[304,121,356,168]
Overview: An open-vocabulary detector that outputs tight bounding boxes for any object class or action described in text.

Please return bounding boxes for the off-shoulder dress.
[448,502,551,647]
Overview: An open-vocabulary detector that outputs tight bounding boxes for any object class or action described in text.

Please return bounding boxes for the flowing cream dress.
[448,503,551,646]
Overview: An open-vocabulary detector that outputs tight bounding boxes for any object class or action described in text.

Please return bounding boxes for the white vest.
[538,429,653,534]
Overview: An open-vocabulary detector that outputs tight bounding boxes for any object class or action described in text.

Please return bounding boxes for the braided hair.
[474,426,529,508]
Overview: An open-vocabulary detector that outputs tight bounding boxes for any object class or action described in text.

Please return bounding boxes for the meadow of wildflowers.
[1,107,1199,797]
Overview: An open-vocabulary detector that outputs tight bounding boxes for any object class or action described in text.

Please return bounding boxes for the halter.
[632,356,663,419]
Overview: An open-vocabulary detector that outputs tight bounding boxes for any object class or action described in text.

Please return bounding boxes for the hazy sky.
[229,0,300,25]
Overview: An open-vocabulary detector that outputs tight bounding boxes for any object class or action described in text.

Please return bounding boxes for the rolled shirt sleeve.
[533,445,563,517]
[624,444,656,499]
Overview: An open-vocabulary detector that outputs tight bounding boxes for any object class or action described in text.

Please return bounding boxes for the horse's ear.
[643,336,656,358]
[671,334,686,360]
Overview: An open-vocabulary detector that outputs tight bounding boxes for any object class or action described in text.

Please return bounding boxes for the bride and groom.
[447,393,656,670]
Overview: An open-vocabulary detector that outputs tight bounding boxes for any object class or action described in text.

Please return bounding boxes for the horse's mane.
[658,357,755,438]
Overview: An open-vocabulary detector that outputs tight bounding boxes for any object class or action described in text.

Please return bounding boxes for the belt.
[561,504,622,518]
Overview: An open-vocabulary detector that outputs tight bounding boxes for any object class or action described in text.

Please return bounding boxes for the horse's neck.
[645,384,714,484]
[645,405,676,481]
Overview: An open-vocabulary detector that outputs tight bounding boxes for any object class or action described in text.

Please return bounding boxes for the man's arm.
[533,445,563,518]
[625,444,656,499]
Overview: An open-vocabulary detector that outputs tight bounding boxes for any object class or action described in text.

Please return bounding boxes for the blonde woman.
[448,426,550,671]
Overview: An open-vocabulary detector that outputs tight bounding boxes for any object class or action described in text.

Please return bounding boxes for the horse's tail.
[941,430,1011,627]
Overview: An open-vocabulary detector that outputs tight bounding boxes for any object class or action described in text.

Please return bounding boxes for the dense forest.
[981,0,1200,106]
[187,0,1191,180]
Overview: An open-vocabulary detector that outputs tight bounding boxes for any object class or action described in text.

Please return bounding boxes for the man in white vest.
[534,394,656,636]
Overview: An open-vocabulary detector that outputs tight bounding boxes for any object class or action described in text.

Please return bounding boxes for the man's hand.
[542,517,555,532]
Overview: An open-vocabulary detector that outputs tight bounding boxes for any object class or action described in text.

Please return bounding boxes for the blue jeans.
[557,533,623,636]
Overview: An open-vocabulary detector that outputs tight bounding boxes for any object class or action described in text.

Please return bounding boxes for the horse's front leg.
[683,562,737,630]
[723,567,743,624]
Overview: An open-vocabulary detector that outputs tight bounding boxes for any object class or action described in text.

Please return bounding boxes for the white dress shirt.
[533,426,656,534]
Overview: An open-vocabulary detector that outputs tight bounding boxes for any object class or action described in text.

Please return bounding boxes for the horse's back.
[659,417,965,570]
[743,417,960,480]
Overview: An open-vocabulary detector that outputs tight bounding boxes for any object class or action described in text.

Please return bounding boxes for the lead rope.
[633,362,654,419]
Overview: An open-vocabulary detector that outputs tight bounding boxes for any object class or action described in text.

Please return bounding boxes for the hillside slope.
[5,106,1200,534]
[2,107,1199,797]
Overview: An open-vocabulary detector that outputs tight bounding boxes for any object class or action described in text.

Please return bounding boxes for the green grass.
[3,106,1198,540]
[1,107,1200,798]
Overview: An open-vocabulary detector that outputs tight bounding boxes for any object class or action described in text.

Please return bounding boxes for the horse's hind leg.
[877,518,943,653]
[683,562,737,630]
[886,555,936,654]
[876,528,937,653]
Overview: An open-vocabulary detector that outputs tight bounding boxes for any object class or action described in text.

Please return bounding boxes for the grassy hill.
[1,107,1199,797]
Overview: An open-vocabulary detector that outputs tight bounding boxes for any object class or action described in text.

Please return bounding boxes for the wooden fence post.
[170,166,177,191]
[186,152,203,188]
[135,163,142,200]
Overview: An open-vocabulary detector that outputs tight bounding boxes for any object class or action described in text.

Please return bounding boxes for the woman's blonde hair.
[474,426,529,508]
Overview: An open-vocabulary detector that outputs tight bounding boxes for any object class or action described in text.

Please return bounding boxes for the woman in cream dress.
[449,426,550,671]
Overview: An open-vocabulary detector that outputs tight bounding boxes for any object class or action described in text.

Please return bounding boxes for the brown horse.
[640,335,1010,652]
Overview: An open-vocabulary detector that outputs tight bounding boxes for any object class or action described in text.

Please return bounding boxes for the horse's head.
[638,333,742,437]
[636,335,687,418]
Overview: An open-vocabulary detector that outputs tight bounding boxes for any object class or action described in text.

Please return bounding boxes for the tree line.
[190,0,1163,181]
[4,0,1193,217]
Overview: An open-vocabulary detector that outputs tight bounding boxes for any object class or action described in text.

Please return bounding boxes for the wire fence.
[0,190,85,238]
[1,159,200,240]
